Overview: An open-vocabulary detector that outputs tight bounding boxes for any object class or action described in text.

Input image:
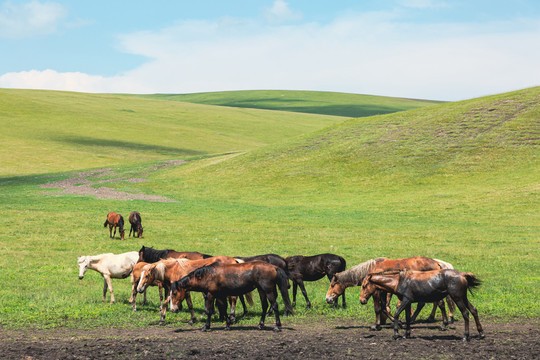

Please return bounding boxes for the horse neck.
[339,259,376,286]
[370,274,400,293]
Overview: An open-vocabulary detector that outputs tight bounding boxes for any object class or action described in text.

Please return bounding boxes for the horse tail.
[464,272,482,294]
[339,256,347,272]
[244,291,255,307]
[276,267,294,316]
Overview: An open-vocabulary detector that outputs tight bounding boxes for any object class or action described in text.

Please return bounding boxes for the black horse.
[173,261,294,332]
[285,253,346,309]
[137,245,212,263]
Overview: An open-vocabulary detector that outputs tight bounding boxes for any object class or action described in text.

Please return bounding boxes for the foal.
[104,212,125,240]
[359,269,484,341]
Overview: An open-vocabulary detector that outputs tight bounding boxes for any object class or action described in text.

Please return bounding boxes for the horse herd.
[77,212,485,341]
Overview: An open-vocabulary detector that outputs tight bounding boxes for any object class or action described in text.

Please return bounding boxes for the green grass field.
[0,87,537,329]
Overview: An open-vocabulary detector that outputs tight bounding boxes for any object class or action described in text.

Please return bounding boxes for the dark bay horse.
[359,269,484,341]
[137,245,212,263]
[137,256,243,325]
[173,261,294,332]
[128,211,143,238]
[104,212,125,240]
[285,253,346,309]
[325,256,453,330]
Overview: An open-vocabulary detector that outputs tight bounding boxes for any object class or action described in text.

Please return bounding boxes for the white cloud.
[0,1,67,38]
[1,10,540,101]
[264,0,302,24]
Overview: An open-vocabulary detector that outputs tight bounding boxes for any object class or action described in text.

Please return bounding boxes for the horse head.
[137,225,143,238]
[77,256,90,280]
[169,281,187,313]
[325,274,345,304]
[359,274,376,305]
[137,264,156,293]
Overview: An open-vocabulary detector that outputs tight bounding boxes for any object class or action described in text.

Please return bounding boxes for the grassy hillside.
[0,87,537,330]
[0,89,341,177]
[131,90,441,117]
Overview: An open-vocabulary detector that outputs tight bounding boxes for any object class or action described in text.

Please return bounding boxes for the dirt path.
[1,319,538,359]
[39,160,187,202]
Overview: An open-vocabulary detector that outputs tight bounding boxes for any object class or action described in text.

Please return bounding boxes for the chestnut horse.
[128,211,143,238]
[325,257,453,330]
[137,245,212,263]
[285,253,346,309]
[137,256,241,325]
[359,269,484,341]
[130,261,163,311]
[104,212,125,240]
[172,261,294,332]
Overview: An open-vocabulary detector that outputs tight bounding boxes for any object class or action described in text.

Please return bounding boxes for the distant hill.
[131,90,442,117]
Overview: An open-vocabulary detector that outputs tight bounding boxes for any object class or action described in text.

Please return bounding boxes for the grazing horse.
[128,211,143,238]
[285,253,346,309]
[137,245,212,263]
[130,261,163,311]
[359,269,484,341]
[104,212,125,240]
[137,256,241,325]
[325,256,451,330]
[77,251,138,302]
[173,261,294,332]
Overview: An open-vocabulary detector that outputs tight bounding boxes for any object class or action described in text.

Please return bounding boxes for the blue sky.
[1,0,539,100]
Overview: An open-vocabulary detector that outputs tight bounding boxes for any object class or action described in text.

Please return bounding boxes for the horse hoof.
[393,335,402,340]
[462,336,470,342]
[258,324,264,330]
[370,325,382,331]
[479,332,485,339]
[201,326,210,332]
[273,327,281,332]
[439,326,447,331]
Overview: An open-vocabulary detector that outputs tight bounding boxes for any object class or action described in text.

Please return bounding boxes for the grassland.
[0,87,537,330]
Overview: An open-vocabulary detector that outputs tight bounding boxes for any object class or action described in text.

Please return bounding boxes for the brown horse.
[173,261,294,332]
[128,211,143,238]
[130,261,163,311]
[325,257,453,330]
[103,212,125,240]
[137,245,212,263]
[359,269,484,341]
[137,256,241,325]
[285,253,346,309]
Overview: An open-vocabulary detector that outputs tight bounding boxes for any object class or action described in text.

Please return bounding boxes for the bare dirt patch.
[1,318,538,359]
[39,160,187,202]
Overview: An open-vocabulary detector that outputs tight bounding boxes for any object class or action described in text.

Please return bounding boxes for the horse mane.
[433,258,454,270]
[187,262,219,279]
[336,258,380,285]
[140,246,172,263]
[118,216,124,232]
[175,258,191,271]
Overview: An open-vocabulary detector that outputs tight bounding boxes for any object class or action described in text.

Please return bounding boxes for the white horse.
[78,251,139,303]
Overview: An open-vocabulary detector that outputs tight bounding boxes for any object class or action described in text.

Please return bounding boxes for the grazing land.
[0,87,538,358]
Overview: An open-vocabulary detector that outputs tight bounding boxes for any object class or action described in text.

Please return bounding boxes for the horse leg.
[437,299,449,331]
[341,288,346,309]
[109,225,113,238]
[130,281,137,311]
[142,289,147,306]
[393,299,409,340]
[257,288,269,330]
[228,296,237,325]
[371,291,388,331]
[466,298,484,339]
[104,275,114,302]
[202,294,215,332]
[159,284,170,325]
[427,302,438,322]
[102,278,108,302]
[239,295,248,317]
[452,296,471,341]
[297,279,311,309]
[405,303,412,339]
[268,288,281,332]
[185,292,197,325]
[409,302,426,324]
[292,281,298,305]
[129,224,133,237]
[447,296,456,324]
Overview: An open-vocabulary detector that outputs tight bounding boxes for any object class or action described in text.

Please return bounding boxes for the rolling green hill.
[131,90,441,117]
[0,89,344,177]
[0,86,537,329]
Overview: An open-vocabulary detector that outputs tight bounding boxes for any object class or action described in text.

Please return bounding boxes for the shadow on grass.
[55,136,206,156]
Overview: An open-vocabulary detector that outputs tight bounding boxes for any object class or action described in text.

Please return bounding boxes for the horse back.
[375,256,440,273]
[129,211,141,224]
